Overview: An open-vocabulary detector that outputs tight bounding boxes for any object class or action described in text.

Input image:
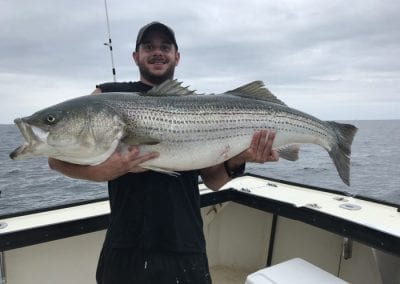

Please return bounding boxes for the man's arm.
[48,87,159,182]
[200,130,279,190]
[48,146,159,182]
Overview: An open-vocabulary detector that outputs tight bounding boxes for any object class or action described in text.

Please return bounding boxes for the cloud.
[1,0,399,123]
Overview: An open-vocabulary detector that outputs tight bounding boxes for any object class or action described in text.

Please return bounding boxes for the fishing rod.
[103,0,116,82]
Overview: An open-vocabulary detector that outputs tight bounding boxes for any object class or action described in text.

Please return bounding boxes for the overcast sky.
[1,0,399,123]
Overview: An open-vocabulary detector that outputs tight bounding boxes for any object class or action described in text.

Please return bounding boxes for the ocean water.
[0,120,399,216]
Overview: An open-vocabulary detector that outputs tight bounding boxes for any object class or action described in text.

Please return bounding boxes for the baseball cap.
[135,21,178,51]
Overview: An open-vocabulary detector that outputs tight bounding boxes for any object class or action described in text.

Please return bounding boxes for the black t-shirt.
[97,81,206,253]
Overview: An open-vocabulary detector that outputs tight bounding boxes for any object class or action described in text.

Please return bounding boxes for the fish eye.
[46,114,57,124]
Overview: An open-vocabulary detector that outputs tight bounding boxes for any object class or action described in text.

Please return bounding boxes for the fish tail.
[327,121,358,186]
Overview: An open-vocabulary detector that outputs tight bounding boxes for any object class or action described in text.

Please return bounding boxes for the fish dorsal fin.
[226,81,287,106]
[146,79,198,97]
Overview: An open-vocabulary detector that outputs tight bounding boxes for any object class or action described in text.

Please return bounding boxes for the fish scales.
[106,94,333,147]
[117,97,268,143]
[96,94,336,176]
[9,80,357,185]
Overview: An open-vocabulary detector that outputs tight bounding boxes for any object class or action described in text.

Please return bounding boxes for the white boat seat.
[245,258,348,284]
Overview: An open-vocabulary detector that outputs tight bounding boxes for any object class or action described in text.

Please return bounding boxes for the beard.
[137,60,176,85]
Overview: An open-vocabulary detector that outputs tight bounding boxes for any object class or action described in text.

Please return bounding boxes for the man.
[49,22,279,284]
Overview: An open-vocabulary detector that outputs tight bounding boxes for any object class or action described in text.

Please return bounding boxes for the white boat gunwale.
[1,173,399,259]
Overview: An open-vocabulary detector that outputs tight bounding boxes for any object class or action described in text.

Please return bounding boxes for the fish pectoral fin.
[122,136,161,145]
[277,144,301,161]
[140,166,180,176]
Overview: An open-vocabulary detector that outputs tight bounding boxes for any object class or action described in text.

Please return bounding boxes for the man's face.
[133,30,180,85]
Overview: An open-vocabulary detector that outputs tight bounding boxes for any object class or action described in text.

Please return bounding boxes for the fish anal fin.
[226,81,287,106]
[277,144,301,161]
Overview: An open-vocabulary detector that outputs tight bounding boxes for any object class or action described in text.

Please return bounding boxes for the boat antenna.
[103,0,117,82]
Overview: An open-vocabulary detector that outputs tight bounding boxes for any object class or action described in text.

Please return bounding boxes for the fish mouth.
[9,118,49,160]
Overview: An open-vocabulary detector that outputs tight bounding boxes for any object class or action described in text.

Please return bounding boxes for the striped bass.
[10,80,357,185]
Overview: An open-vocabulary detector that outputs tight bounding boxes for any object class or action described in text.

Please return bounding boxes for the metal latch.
[343,238,353,260]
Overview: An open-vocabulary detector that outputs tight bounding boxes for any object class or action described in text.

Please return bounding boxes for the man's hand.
[200,129,279,190]
[243,129,279,163]
[101,146,160,177]
[48,146,159,182]
[229,129,279,167]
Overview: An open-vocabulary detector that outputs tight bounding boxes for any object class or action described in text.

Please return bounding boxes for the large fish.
[10,80,357,185]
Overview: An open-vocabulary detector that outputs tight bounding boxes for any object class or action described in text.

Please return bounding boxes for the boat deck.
[1,174,399,253]
[1,174,399,284]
